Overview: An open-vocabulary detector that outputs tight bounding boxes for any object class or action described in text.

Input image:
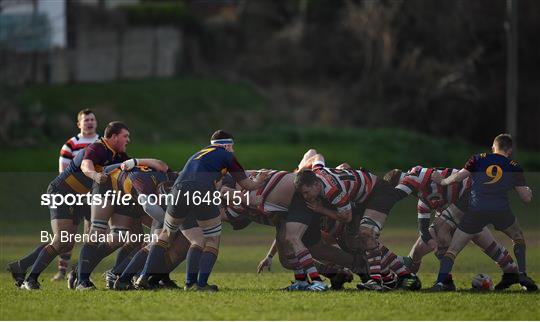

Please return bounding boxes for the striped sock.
[296,249,320,282]
[484,242,518,274]
[286,253,306,281]
[58,252,71,274]
[366,245,382,281]
[380,245,411,277]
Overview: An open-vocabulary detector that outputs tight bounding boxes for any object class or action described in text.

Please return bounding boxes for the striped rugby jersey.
[395,166,471,219]
[59,133,101,166]
[312,162,377,210]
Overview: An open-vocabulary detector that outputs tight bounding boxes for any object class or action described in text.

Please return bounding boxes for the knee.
[204,235,220,253]
[284,234,301,249]
[52,241,74,254]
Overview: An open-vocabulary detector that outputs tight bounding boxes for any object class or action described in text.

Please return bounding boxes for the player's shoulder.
[63,134,79,146]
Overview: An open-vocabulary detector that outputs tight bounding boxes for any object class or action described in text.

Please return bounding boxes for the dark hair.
[77,108,94,121]
[383,169,403,187]
[493,133,513,152]
[104,121,129,138]
[211,130,234,141]
[294,169,319,190]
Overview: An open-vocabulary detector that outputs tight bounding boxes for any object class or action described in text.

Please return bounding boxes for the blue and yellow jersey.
[177,145,247,188]
[464,153,526,212]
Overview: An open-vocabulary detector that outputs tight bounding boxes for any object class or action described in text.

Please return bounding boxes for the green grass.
[1,227,539,320]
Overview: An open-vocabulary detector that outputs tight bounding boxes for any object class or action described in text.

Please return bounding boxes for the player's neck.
[80,131,97,139]
[493,150,510,158]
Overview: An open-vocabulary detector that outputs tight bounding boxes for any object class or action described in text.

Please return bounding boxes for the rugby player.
[73,154,170,290]
[384,166,523,289]
[295,150,419,291]
[429,134,537,291]
[8,122,130,290]
[53,108,100,282]
[220,170,366,291]
[136,130,268,291]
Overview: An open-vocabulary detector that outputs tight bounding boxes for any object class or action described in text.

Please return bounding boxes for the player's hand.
[257,256,272,273]
[431,171,443,185]
[93,172,108,184]
[306,200,324,213]
[337,163,352,170]
[121,159,137,171]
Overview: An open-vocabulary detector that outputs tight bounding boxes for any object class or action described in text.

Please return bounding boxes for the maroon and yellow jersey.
[51,139,129,194]
[396,166,471,217]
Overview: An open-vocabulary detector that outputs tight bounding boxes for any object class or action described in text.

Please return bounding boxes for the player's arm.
[257,239,277,273]
[297,148,318,170]
[81,145,108,184]
[432,168,471,186]
[307,200,352,223]
[121,158,169,172]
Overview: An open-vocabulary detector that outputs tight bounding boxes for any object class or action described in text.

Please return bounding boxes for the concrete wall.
[0,26,182,85]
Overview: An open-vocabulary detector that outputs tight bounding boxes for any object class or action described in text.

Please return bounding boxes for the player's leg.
[275,222,309,290]
[22,218,77,290]
[158,231,190,289]
[473,227,518,274]
[358,209,387,288]
[135,182,186,288]
[195,214,222,290]
[498,216,537,291]
[7,242,47,287]
[76,201,114,289]
[429,212,480,291]
[403,236,435,274]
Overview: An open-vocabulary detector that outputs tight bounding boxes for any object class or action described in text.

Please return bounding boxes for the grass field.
[1,226,539,320]
[1,128,539,320]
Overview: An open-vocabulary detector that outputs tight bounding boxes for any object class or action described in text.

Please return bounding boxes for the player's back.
[178,145,237,188]
[465,153,525,212]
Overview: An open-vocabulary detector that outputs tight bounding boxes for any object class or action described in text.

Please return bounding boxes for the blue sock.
[185,246,203,286]
[28,245,58,280]
[18,243,47,272]
[513,243,526,274]
[119,248,149,282]
[198,251,217,287]
[140,242,167,277]
[436,256,454,284]
[112,246,139,275]
[77,244,100,282]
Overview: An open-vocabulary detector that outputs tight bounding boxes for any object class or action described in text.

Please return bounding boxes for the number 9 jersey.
[464,153,526,212]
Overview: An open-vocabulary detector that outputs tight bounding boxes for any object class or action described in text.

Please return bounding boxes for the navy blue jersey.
[464,153,526,212]
[51,139,129,193]
[177,145,247,188]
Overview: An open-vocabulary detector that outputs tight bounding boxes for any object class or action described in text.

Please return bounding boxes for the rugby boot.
[196,284,219,292]
[159,275,180,289]
[283,280,309,291]
[307,280,329,292]
[66,266,77,290]
[357,278,390,291]
[21,278,40,290]
[6,262,25,288]
[135,275,156,290]
[494,272,520,290]
[519,273,538,292]
[76,280,96,291]
[427,281,455,292]
[398,273,422,291]
[113,278,135,291]
[104,270,117,289]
